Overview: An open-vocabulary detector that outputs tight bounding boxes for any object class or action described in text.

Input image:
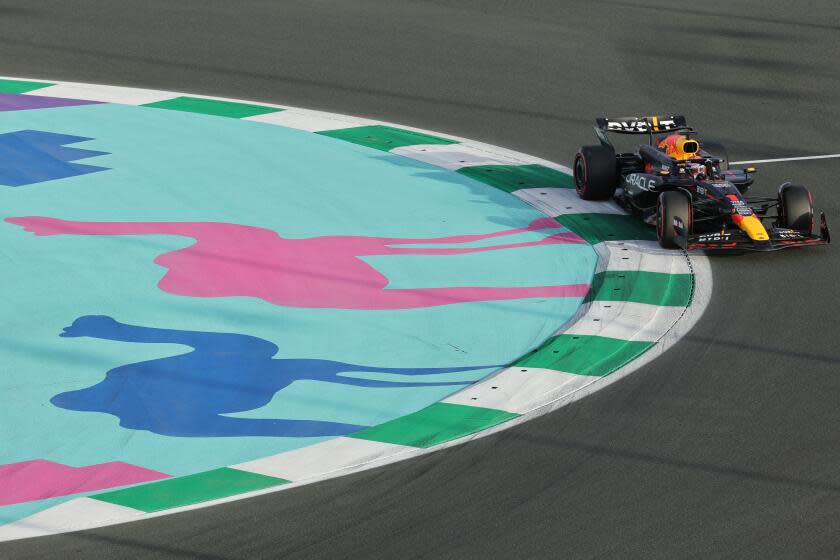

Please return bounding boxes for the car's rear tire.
[574,145,618,200]
[778,183,813,234]
[657,190,692,249]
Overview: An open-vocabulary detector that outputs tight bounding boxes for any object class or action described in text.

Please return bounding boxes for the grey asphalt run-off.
[2,1,840,558]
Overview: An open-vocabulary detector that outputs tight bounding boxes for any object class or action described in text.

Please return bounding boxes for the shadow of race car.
[573,115,830,251]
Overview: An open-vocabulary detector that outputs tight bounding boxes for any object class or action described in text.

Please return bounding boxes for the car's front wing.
[683,213,831,252]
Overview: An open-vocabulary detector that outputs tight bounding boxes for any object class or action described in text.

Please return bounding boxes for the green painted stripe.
[92,468,288,513]
[142,96,282,118]
[0,78,54,94]
[457,164,573,193]
[554,213,655,244]
[349,403,518,448]
[317,125,457,152]
[516,334,653,376]
[586,270,693,307]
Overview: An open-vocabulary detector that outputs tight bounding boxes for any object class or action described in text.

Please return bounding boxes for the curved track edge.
[0,77,711,541]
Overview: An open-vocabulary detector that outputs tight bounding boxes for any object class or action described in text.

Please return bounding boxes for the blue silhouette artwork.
[51,316,495,438]
[0,130,109,186]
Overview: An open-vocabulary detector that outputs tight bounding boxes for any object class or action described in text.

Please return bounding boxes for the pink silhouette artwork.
[0,459,169,506]
[6,216,589,309]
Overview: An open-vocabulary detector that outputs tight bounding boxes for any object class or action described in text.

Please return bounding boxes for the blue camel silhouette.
[52,316,494,438]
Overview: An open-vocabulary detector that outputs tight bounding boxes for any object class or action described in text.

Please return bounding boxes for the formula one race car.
[573,115,831,251]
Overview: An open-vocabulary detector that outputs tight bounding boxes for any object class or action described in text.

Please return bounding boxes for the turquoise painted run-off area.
[0,91,597,523]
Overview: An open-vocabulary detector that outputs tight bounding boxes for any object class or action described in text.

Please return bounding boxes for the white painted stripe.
[593,240,692,275]
[731,154,840,165]
[231,438,411,481]
[391,143,527,170]
[0,498,139,541]
[160,93,283,109]
[442,367,594,414]
[367,125,571,172]
[26,83,176,105]
[244,108,382,132]
[372,125,573,172]
[513,187,625,216]
[2,76,289,110]
[561,300,686,342]
[441,139,572,174]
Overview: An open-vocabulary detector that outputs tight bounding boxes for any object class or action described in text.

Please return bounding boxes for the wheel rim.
[657,201,664,240]
[574,155,586,194]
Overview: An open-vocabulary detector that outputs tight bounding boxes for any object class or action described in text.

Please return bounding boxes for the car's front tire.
[574,145,618,200]
[778,183,813,234]
[657,190,692,249]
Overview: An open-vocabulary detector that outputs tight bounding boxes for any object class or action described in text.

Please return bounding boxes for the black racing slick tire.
[778,183,814,234]
[657,190,692,249]
[574,145,618,200]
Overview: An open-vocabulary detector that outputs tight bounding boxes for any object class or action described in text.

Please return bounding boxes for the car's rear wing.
[594,115,690,147]
[596,115,688,134]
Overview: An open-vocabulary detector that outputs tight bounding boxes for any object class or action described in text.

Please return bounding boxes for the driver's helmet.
[657,133,700,161]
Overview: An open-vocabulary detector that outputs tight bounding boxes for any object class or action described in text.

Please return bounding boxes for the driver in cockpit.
[657,133,715,179]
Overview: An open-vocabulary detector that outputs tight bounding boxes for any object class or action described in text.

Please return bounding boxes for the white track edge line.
[731,154,840,164]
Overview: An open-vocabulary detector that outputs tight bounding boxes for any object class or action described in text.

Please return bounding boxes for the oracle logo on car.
[626,173,655,191]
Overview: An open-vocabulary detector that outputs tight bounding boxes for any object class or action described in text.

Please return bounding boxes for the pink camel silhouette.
[6,216,589,309]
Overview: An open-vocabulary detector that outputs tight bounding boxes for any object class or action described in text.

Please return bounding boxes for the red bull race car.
[573,115,831,251]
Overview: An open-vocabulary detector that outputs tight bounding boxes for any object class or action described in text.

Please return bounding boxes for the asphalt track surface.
[2,1,840,558]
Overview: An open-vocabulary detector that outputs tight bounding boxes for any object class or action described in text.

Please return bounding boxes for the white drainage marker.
[391,144,527,170]
[443,367,595,414]
[562,300,686,342]
[514,188,626,216]
[231,438,412,482]
[594,241,692,275]
[245,108,383,132]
